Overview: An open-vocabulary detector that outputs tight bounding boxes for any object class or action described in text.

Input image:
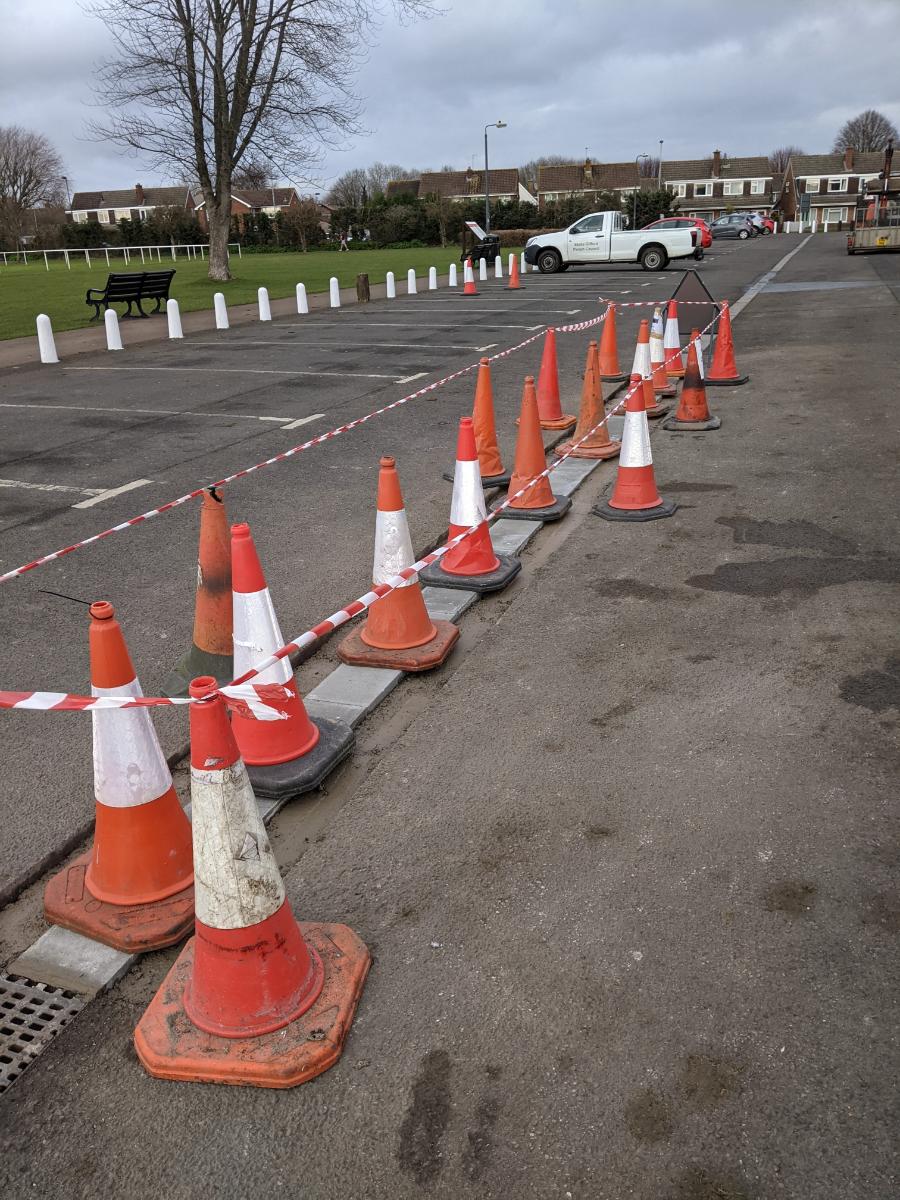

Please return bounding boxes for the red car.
[643,216,712,256]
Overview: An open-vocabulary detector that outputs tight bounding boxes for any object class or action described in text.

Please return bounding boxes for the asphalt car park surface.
[1,233,897,1199]
[0,236,803,903]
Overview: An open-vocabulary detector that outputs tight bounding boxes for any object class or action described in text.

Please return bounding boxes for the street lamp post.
[658,140,664,189]
[634,154,650,227]
[484,120,507,234]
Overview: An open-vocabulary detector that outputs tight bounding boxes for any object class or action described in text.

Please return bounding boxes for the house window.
[804,178,820,193]
[544,193,557,201]
[824,207,844,223]
[723,181,741,195]
[750,179,765,194]
[114,207,132,221]
[694,183,711,197]
[73,211,87,223]
[828,178,846,192]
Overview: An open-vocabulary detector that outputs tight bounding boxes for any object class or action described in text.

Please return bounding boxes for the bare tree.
[832,110,899,154]
[0,126,64,249]
[519,155,569,191]
[233,155,274,190]
[769,145,805,174]
[366,161,413,196]
[88,1,434,281]
[325,167,369,208]
[638,156,660,179]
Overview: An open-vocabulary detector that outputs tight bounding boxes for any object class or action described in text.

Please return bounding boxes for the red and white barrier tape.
[0,307,725,717]
[598,296,723,309]
[0,310,610,586]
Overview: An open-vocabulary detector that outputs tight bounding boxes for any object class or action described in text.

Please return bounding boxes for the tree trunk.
[206,203,232,281]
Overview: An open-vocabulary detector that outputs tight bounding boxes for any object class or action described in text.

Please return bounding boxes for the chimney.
[712,150,721,178]
[843,147,854,172]
[135,183,145,204]
[584,158,593,183]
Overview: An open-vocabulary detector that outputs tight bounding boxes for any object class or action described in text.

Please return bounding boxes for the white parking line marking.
[184,340,506,352]
[289,322,545,331]
[396,372,428,385]
[281,412,326,431]
[72,479,153,509]
[566,309,581,314]
[64,366,400,380]
[0,478,105,499]
[0,402,294,424]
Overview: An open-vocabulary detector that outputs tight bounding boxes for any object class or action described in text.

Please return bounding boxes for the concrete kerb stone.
[9,927,135,998]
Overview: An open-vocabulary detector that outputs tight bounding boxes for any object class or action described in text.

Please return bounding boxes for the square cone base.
[418,553,521,595]
[338,619,459,673]
[661,414,722,431]
[705,374,748,387]
[44,850,195,953]
[246,717,354,806]
[441,469,511,488]
[161,645,234,699]
[493,494,572,524]
[600,373,628,383]
[645,403,672,419]
[593,497,678,523]
[134,921,371,1088]
[554,440,620,461]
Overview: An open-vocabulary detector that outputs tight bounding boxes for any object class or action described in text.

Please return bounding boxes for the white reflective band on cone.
[233,590,293,684]
[631,339,651,379]
[374,509,416,588]
[619,410,653,469]
[92,678,173,809]
[191,761,285,929]
[449,459,488,526]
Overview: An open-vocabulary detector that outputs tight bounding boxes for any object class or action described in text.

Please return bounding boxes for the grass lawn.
[0,245,521,342]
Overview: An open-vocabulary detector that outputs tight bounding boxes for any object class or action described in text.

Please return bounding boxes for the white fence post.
[104,308,123,351]
[167,298,183,339]
[329,276,341,307]
[214,292,229,329]
[386,270,396,299]
[428,266,437,290]
[448,263,457,288]
[296,282,308,314]
[36,314,59,364]
[258,286,272,321]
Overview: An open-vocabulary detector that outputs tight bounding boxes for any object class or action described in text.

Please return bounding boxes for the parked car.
[523,210,697,273]
[643,216,712,258]
[710,214,756,240]
[755,214,775,235]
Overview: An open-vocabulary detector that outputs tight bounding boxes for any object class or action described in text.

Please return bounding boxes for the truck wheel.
[693,248,704,261]
[536,249,562,273]
[639,245,668,272]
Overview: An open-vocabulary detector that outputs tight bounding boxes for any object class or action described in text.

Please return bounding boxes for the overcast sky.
[4,0,900,197]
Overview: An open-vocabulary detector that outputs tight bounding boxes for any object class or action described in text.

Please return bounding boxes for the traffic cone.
[662,338,721,431]
[687,327,705,380]
[462,257,479,297]
[598,302,627,382]
[663,300,685,378]
[593,375,677,522]
[420,417,521,594]
[507,255,524,290]
[535,329,576,430]
[43,601,194,952]
[631,318,669,419]
[706,301,748,385]
[134,678,371,1088]
[230,523,354,804]
[442,358,510,487]
[162,488,233,697]
[338,457,460,670]
[496,376,572,522]
[649,306,677,398]
[555,342,620,460]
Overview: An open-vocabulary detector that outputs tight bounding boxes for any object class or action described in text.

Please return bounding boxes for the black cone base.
[162,645,234,699]
[705,374,748,386]
[441,469,511,488]
[661,415,721,431]
[493,495,572,523]
[593,498,677,522]
[246,717,354,811]
[419,553,521,595]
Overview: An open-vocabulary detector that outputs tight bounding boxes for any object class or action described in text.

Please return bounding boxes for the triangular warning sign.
[670,269,720,337]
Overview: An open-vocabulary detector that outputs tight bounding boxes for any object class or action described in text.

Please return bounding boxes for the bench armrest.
[86,288,105,300]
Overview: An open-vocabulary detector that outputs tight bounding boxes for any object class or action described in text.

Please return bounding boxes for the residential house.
[659,152,777,220]
[537,160,640,207]
[194,187,300,231]
[411,168,536,205]
[780,149,885,226]
[66,185,196,226]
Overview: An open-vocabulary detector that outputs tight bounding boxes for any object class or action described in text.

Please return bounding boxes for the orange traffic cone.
[43,601,194,952]
[230,523,354,804]
[706,301,748,385]
[134,677,370,1088]
[631,318,670,418]
[497,376,572,522]
[421,417,521,594]
[462,256,479,296]
[663,300,685,378]
[507,255,523,290]
[662,339,721,431]
[339,457,460,670]
[598,302,627,382]
[442,358,510,487]
[535,328,576,430]
[555,342,620,460]
[649,306,677,398]
[163,487,232,697]
[593,375,676,522]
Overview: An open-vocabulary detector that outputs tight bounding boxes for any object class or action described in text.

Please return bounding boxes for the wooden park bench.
[85,269,176,320]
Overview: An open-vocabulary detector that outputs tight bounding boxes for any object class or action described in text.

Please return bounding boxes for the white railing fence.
[0,243,242,270]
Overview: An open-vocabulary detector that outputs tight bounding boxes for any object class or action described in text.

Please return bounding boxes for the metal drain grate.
[0,971,85,1095]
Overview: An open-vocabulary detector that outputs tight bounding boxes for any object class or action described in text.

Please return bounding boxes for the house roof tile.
[385,179,421,199]
[789,152,884,176]
[418,169,520,198]
[661,156,771,181]
[69,186,191,211]
[537,161,639,193]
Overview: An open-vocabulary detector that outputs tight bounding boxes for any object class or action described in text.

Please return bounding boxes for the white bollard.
[386,270,396,298]
[295,282,308,314]
[167,298,183,339]
[448,263,458,288]
[407,268,417,295]
[329,276,341,308]
[428,266,438,290]
[257,287,272,321]
[508,252,515,275]
[520,252,526,273]
[479,257,487,281]
[214,292,229,329]
[495,255,503,279]
[104,308,123,351]
[36,314,59,364]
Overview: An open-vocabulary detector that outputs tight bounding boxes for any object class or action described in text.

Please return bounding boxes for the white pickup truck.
[524,210,698,273]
